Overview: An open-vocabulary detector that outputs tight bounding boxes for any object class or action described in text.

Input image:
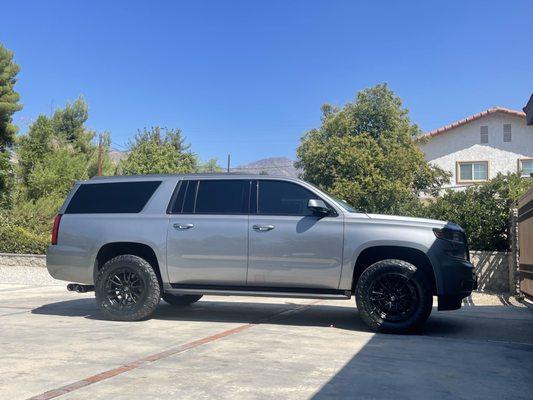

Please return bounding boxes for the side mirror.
[308,199,330,216]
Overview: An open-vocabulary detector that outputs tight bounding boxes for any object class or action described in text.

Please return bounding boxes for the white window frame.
[480,126,489,144]
[456,161,489,183]
[503,124,512,142]
[518,159,533,178]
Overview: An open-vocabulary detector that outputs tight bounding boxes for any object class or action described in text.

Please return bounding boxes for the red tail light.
[51,214,62,245]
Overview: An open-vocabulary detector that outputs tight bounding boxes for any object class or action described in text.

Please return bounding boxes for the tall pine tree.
[0,43,22,207]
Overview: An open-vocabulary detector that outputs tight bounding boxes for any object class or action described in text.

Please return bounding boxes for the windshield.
[329,196,357,213]
[306,182,357,212]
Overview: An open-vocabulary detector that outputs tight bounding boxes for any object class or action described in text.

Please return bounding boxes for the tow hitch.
[67,283,95,293]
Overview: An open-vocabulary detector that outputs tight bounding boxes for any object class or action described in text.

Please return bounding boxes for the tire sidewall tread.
[355,259,433,334]
[95,254,161,321]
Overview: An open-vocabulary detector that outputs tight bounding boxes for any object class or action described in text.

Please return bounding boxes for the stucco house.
[419,107,533,190]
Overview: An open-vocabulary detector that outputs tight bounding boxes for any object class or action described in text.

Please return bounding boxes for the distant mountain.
[105,151,300,178]
[232,157,300,178]
[109,149,127,163]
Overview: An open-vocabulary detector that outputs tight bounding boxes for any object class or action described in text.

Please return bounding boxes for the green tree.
[296,84,449,214]
[17,96,106,200]
[120,127,198,175]
[421,173,532,251]
[0,43,22,148]
[0,43,23,208]
[5,97,113,253]
[198,158,223,173]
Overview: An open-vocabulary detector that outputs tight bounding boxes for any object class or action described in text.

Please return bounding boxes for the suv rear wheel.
[162,293,203,306]
[355,259,433,333]
[95,255,161,321]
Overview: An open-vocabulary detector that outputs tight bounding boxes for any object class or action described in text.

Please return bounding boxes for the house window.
[503,124,512,142]
[457,161,488,183]
[480,126,488,144]
[519,159,533,178]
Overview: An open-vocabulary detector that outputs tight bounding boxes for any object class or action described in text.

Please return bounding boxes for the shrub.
[419,173,532,251]
[0,222,49,254]
[0,196,60,255]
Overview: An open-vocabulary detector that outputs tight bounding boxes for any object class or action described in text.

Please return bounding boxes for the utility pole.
[97,133,103,176]
[227,154,231,173]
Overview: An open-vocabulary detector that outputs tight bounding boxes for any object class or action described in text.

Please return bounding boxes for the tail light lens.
[51,214,62,245]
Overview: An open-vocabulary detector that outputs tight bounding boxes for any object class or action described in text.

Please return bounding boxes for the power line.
[230,164,296,170]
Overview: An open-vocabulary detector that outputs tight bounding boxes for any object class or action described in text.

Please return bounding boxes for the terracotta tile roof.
[423,107,526,138]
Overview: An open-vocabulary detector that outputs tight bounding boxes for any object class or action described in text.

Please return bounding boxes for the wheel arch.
[94,242,163,286]
[351,245,437,295]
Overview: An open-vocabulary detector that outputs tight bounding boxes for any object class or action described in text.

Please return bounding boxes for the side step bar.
[165,284,351,300]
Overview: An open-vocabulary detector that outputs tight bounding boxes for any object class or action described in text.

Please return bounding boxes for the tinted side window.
[168,181,188,213]
[258,181,319,216]
[182,180,198,214]
[65,181,161,214]
[195,180,249,214]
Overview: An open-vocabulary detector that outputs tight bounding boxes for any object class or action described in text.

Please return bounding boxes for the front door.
[247,180,344,289]
[166,179,250,286]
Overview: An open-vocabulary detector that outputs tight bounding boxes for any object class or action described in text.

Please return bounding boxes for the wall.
[0,253,46,268]
[419,112,533,188]
[470,251,511,293]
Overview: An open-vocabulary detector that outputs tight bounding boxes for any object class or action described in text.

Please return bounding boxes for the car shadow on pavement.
[31,298,532,339]
[309,319,533,400]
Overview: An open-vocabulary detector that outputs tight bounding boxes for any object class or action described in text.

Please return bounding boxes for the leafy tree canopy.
[16,96,112,201]
[198,158,223,173]
[120,127,198,175]
[296,84,449,214]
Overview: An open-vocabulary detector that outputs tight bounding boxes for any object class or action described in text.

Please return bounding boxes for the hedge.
[0,224,49,254]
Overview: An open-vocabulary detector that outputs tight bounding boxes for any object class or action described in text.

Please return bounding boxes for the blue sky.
[2,0,532,166]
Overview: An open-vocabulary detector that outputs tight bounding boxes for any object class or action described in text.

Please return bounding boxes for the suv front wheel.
[355,259,433,333]
[95,255,161,321]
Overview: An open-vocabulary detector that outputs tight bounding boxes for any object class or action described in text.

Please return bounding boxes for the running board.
[164,283,351,300]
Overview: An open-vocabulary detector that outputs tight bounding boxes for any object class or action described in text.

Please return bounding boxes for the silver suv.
[47,174,477,333]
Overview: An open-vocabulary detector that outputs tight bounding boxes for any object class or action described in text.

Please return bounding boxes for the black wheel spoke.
[368,273,418,322]
[105,267,145,309]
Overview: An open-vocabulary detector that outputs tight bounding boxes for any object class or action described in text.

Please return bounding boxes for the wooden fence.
[518,187,533,302]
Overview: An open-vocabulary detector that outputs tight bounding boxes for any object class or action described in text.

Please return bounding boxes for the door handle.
[253,224,275,232]
[173,223,194,230]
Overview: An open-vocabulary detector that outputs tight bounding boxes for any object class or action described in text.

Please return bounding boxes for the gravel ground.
[0,265,62,286]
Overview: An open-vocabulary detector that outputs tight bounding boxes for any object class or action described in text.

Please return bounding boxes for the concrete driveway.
[1,267,532,400]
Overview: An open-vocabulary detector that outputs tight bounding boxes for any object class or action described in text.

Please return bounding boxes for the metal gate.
[518,187,533,302]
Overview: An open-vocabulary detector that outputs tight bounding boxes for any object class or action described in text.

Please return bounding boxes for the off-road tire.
[95,255,161,321]
[162,293,203,306]
[355,259,433,333]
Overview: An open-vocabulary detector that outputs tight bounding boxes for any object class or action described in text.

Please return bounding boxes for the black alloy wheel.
[367,273,419,322]
[355,259,433,333]
[105,268,145,308]
[95,255,161,321]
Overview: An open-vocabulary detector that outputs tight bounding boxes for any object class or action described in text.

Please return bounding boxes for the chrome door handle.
[173,223,194,230]
[253,224,275,232]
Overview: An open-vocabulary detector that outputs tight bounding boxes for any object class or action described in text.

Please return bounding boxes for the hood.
[346,212,452,229]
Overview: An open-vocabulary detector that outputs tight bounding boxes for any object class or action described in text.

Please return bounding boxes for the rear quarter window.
[65,181,162,214]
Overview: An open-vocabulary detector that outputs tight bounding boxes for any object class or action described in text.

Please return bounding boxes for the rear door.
[166,179,250,286]
[247,179,344,289]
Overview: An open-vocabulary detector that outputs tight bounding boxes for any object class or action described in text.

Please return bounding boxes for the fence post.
[509,207,519,295]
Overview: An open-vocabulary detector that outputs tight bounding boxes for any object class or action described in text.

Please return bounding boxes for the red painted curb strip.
[27,300,320,400]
